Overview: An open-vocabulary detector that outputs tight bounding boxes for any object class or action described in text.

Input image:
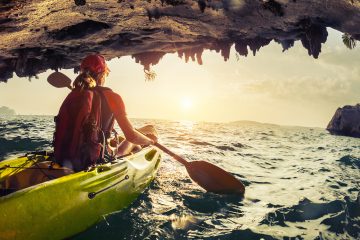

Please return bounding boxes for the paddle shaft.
[154,142,188,166]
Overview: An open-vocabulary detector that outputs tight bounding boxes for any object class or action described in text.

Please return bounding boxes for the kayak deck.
[0,147,161,240]
[0,155,74,196]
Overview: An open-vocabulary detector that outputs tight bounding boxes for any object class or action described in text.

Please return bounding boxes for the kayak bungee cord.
[0,151,136,172]
[0,156,39,172]
[88,175,129,199]
[31,159,57,180]
[0,166,65,171]
[0,153,59,172]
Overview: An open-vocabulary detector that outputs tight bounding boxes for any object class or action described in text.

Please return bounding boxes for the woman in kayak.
[54,54,157,171]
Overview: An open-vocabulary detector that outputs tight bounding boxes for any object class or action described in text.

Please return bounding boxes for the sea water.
[0,116,359,239]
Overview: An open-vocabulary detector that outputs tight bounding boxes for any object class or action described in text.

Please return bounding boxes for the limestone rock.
[0,106,16,116]
[327,104,360,138]
[0,0,359,82]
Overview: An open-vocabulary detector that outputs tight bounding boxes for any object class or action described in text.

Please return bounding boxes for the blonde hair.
[73,70,108,90]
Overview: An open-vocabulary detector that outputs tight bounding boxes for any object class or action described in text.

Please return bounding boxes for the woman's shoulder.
[95,86,113,92]
[94,86,123,101]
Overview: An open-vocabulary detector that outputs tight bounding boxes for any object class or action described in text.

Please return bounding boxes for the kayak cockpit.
[0,147,158,197]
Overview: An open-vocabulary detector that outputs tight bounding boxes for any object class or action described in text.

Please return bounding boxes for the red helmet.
[80,54,109,74]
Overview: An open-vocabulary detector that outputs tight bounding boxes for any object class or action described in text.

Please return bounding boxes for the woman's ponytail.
[73,70,97,90]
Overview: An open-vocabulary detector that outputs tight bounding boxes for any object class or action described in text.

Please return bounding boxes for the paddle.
[154,142,245,194]
[47,72,246,195]
[47,72,73,90]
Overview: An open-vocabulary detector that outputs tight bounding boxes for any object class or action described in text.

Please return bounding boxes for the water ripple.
[1,116,360,239]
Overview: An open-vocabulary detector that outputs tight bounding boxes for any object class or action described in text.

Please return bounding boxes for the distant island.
[230,120,279,127]
[0,106,16,115]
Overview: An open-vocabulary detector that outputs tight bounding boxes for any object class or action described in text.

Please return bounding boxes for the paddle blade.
[47,72,73,89]
[186,161,245,195]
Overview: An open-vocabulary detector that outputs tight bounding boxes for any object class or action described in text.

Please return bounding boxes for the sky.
[0,28,359,128]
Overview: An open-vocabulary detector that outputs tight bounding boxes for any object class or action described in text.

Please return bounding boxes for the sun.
[180,97,193,110]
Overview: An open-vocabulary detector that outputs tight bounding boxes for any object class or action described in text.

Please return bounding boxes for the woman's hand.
[145,133,158,145]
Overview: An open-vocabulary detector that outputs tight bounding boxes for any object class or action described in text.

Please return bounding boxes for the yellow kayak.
[0,147,161,240]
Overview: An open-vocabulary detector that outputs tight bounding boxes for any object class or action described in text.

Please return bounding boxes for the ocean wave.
[215,145,237,151]
[261,198,343,226]
[338,155,360,169]
[190,228,277,240]
[182,192,244,214]
[0,137,51,158]
[261,195,360,239]
[232,142,251,148]
[189,140,214,146]
[320,195,360,239]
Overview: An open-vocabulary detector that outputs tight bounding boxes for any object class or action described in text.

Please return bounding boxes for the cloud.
[234,32,360,105]
[244,61,360,104]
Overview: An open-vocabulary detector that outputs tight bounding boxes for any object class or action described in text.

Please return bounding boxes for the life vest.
[53,87,115,171]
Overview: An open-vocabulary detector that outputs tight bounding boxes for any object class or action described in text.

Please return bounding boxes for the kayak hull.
[0,147,161,240]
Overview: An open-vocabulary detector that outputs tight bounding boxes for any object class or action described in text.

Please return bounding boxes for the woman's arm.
[116,114,154,145]
[103,90,154,145]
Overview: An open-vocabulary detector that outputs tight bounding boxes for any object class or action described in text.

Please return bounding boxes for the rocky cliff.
[327,104,360,138]
[0,0,359,82]
[0,106,16,116]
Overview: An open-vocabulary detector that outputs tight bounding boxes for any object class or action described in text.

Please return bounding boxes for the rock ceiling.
[0,0,359,82]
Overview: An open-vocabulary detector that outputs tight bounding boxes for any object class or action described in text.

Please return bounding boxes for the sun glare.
[180,97,193,110]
